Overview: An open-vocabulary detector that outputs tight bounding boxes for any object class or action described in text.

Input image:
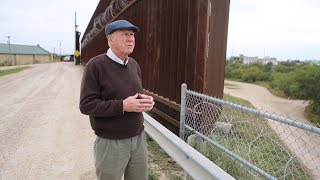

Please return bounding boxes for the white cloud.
[1,0,319,60]
[0,0,99,55]
[227,0,320,60]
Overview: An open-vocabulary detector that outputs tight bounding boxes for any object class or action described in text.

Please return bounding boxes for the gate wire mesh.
[180,88,320,180]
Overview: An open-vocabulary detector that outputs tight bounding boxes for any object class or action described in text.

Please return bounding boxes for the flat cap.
[105,20,140,36]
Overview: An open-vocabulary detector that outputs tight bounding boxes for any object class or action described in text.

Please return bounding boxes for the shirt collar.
[106,48,129,65]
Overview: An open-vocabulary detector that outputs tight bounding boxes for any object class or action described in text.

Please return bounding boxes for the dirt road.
[224,80,320,179]
[0,62,96,179]
[224,80,309,122]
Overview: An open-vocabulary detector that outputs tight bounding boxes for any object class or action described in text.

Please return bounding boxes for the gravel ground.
[0,62,96,180]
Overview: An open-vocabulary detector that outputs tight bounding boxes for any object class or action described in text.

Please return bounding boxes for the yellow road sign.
[74,50,80,57]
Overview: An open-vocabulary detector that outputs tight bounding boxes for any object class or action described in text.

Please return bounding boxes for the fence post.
[180,83,195,180]
[180,83,187,140]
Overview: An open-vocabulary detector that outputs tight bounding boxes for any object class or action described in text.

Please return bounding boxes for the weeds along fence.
[179,83,320,179]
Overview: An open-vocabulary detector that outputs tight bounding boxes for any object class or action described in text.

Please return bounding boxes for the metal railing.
[143,113,235,180]
[180,83,320,179]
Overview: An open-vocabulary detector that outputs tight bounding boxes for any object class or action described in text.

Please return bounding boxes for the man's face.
[108,30,135,59]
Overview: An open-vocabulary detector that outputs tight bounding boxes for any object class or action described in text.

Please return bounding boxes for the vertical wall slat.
[175,0,189,103]
[205,0,230,97]
[194,0,209,92]
[164,0,173,98]
[159,0,168,97]
[154,0,161,95]
[168,0,179,101]
[184,0,198,91]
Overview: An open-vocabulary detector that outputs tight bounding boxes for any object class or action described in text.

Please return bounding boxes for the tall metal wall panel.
[81,0,230,134]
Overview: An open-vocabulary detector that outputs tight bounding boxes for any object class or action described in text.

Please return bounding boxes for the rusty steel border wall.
[81,0,230,135]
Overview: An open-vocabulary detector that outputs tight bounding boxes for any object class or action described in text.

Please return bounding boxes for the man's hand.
[123,93,155,112]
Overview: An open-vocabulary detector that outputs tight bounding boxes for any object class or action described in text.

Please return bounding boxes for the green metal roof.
[0,43,51,55]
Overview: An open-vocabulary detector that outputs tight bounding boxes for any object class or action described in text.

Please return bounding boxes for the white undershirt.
[106,48,129,65]
[106,48,129,113]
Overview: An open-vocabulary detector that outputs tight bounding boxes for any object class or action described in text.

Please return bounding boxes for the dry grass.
[147,138,184,180]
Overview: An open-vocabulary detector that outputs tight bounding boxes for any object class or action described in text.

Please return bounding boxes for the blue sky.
[1,0,319,60]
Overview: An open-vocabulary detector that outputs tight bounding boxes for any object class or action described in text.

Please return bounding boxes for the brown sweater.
[79,54,144,139]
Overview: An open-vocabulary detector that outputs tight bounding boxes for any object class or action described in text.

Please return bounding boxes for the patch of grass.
[187,94,309,179]
[147,169,159,180]
[223,94,253,107]
[225,78,242,82]
[195,94,310,179]
[0,66,31,77]
[201,130,307,179]
[224,82,240,90]
[255,81,292,99]
[147,138,183,180]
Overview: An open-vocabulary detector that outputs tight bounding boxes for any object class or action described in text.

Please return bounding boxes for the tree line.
[225,60,320,119]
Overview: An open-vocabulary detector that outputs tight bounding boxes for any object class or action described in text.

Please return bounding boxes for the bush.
[293,66,320,112]
[241,66,261,82]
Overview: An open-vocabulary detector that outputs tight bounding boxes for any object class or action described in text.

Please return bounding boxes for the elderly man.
[80,20,154,180]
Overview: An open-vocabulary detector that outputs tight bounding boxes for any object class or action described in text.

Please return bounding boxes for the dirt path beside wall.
[224,80,320,179]
[0,62,96,179]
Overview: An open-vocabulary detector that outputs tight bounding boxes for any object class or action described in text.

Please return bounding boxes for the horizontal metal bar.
[184,124,276,180]
[143,113,235,180]
[150,107,179,127]
[144,90,180,111]
[186,90,320,134]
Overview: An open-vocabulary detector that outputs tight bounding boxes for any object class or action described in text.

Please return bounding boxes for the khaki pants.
[94,132,147,180]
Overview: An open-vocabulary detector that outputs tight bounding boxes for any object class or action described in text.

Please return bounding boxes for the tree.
[294,66,320,113]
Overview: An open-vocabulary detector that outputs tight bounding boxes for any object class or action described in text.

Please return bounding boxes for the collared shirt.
[106,48,129,114]
[106,48,129,65]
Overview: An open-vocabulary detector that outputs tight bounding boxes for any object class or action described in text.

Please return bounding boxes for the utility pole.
[7,36,14,65]
[59,41,62,56]
[74,12,81,65]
